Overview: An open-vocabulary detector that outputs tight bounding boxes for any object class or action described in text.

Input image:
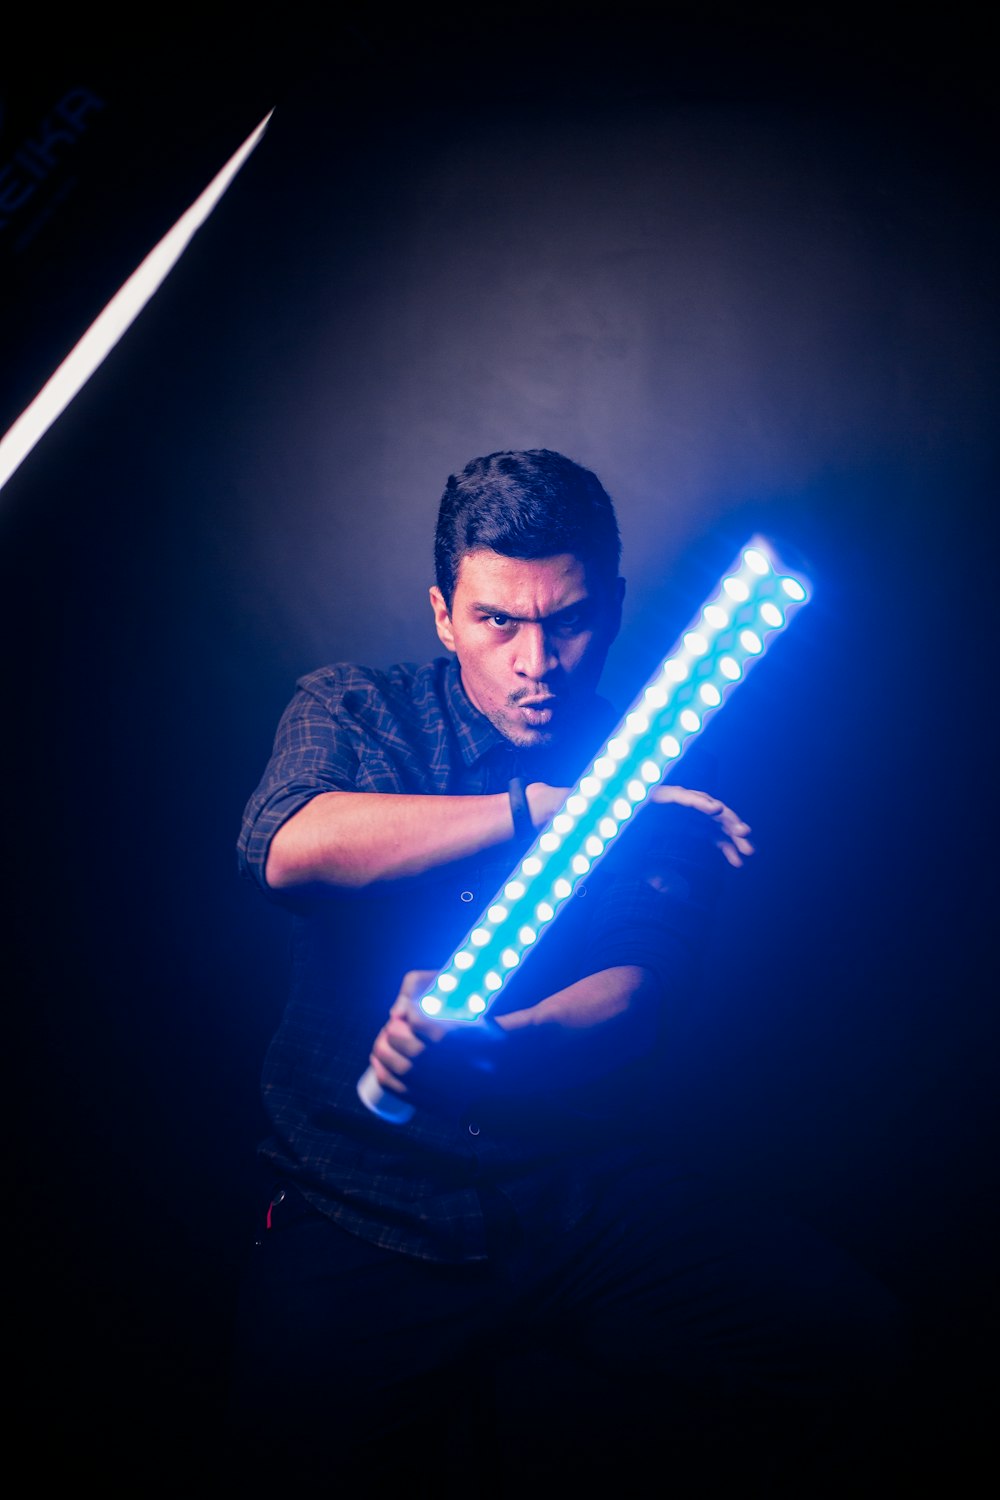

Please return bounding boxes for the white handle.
[356,1064,415,1124]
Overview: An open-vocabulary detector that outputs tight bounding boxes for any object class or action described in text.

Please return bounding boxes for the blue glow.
[397,535,811,1024]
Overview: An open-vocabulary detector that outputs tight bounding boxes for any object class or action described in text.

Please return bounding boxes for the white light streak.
[0,113,273,498]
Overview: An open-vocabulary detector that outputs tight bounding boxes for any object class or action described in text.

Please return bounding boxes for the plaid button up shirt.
[238,656,719,1262]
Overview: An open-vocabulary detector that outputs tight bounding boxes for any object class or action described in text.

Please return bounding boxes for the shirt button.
[460,890,474,903]
[467,1122,481,1137]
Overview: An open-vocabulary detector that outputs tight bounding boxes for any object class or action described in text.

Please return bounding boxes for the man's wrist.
[508,777,534,842]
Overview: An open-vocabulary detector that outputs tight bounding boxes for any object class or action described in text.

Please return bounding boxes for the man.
[228,450,901,1492]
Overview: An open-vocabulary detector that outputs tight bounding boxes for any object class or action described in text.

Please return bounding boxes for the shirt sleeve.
[237,668,366,893]
[579,801,725,997]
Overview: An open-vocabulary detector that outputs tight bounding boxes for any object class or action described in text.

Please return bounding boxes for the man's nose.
[514,623,558,678]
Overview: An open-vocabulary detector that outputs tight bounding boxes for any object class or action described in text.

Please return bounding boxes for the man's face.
[430,549,624,747]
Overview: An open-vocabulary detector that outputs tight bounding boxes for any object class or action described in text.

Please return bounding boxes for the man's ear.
[429,585,456,653]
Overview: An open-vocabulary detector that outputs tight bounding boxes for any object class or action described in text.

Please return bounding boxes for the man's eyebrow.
[471,599,518,617]
[469,596,592,622]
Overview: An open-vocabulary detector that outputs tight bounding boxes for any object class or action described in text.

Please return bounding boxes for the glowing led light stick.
[357,535,810,1123]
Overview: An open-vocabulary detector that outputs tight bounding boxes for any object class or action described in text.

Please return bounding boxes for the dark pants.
[225,1160,908,1495]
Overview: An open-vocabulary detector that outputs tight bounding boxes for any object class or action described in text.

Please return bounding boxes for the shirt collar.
[443,656,510,767]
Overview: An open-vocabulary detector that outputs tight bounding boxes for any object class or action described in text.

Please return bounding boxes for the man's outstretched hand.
[645,784,755,868]
[526,779,754,869]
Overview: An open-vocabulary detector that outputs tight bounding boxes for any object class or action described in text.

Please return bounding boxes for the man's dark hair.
[434,449,622,609]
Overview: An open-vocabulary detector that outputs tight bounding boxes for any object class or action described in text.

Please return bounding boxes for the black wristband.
[508,776,533,842]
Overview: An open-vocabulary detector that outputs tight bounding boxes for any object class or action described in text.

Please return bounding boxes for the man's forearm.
[497,965,660,1047]
[385,965,663,1109]
[264,785,564,891]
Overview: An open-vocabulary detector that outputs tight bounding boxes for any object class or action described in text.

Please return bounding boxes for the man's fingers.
[372,1021,421,1072]
[645,784,756,873]
[389,972,448,1042]
[394,969,438,1008]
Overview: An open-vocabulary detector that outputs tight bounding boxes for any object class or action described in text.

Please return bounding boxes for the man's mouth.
[514,697,556,724]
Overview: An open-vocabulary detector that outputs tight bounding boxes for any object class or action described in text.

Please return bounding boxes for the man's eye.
[555,611,585,634]
[487,614,513,629]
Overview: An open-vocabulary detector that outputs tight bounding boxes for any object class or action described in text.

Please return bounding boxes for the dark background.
[2,9,996,1482]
